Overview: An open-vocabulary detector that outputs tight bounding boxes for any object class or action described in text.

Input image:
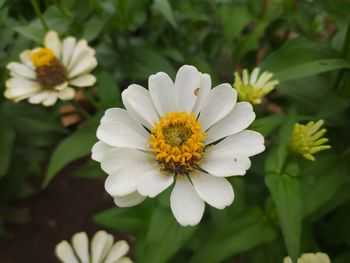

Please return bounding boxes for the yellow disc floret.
[149,112,206,173]
[30,48,56,67]
[288,120,331,161]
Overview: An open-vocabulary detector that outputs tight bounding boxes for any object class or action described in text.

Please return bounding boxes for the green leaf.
[265,171,301,263]
[14,23,45,43]
[83,16,107,41]
[154,0,177,28]
[96,71,121,108]
[261,38,350,81]
[136,205,196,263]
[72,160,106,179]
[43,119,98,186]
[250,113,284,137]
[189,208,277,263]
[265,108,297,174]
[0,119,15,177]
[94,204,151,236]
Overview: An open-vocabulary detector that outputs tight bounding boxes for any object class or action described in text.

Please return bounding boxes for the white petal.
[212,130,265,157]
[206,102,255,144]
[91,141,114,162]
[97,121,148,150]
[62,37,77,67]
[70,74,96,87]
[20,50,34,69]
[198,83,237,131]
[106,166,151,196]
[5,78,40,99]
[42,92,58,106]
[175,65,201,112]
[58,87,75,100]
[44,30,61,58]
[68,57,97,78]
[91,231,113,263]
[201,150,251,177]
[138,170,174,198]
[100,108,149,138]
[67,40,96,77]
[71,232,89,263]
[101,148,151,174]
[191,171,234,209]
[149,72,176,116]
[192,73,211,116]
[105,240,130,263]
[28,91,51,105]
[115,258,133,263]
[170,176,205,226]
[7,62,36,79]
[55,241,79,263]
[122,84,159,129]
[113,191,146,207]
[249,68,260,85]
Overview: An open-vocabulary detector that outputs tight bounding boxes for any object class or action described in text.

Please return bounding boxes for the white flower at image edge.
[92,65,265,226]
[55,230,133,263]
[5,30,97,106]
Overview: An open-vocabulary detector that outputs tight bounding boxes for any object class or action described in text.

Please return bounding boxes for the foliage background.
[0,0,350,262]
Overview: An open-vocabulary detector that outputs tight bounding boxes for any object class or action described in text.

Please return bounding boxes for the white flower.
[92,65,265,226]
[284,252,331,263]
[5,30,97,106]
[55,230,133,263]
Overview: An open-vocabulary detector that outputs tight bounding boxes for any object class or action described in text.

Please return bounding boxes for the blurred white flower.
[55,230,133,263]
[284,252,331,263]
[234,67,278,105]
[5,30,97,106]
[92,65,265,226]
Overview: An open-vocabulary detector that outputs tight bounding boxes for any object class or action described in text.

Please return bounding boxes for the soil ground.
[0,163,128,263]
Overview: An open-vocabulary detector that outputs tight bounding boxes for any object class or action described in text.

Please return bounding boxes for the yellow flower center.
[30,48,67,89]
[30,48,56,67]
[149,112,206,174]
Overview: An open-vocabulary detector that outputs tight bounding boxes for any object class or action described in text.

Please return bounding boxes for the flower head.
[5,30,97,106]
[234,68,278,105]
[288,120,331,161]
[284,252,331,263]
[55,230,133,263]
[92,65,265,226]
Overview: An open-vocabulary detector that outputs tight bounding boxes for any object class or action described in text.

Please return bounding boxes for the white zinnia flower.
[284,252,331,263]
[55,230,133,263]
[5,30,97,106]
[92,65,265,226]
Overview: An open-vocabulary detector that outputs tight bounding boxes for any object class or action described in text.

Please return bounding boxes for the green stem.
[30,0,49,31]
[69,100,92,119]
[81,88,99,109]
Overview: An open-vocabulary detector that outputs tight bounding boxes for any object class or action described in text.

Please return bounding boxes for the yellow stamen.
[149,112,206,173]
[30,48,56,67]
[288,120,331,161]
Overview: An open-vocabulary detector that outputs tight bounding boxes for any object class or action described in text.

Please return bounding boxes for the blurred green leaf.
[265,170,301,263]
[83,16,107,41]
[154,0,177,28]
[96,71,121,108]
[261,38,350,81]
[137,205,196,263]
[72,160,106,178]
[0,117,15,177]
[265,108,297,174]
[94,204,151,236]
[250,113,284,137]
[43,119,98,186]
[189,208,277,263]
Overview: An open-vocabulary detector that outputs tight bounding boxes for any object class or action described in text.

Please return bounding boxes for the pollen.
[288,120,331,161]
[30,48,67,89]
[30,48,56,68]
[149,112,206,174]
